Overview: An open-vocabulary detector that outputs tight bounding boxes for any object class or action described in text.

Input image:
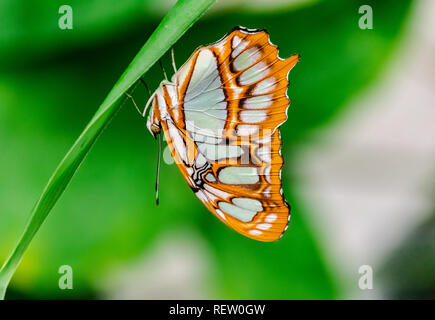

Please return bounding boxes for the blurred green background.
[1,0,433,299]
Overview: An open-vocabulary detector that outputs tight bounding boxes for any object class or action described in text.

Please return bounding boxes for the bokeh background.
[1,0,434,299]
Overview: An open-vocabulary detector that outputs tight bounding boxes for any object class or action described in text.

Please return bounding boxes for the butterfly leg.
[125,92,143,117]
[158,60,168,81]
[140,78,152,96]
[171,46,177,73]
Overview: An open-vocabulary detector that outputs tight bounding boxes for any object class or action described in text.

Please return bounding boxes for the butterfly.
[141,26,299,241]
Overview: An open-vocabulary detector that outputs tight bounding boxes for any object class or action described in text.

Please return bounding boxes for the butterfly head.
[146,106,161,138]
[145,96,162,138]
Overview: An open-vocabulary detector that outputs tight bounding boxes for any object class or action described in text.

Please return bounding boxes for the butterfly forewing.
[155,27,298,241]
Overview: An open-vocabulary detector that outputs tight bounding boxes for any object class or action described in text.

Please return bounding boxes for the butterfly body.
[145,27,299,241]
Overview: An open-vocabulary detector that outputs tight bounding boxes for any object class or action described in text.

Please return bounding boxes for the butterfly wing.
[160,26,299,241]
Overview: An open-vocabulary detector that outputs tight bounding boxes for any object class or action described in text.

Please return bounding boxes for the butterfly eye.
[151,124,161,135]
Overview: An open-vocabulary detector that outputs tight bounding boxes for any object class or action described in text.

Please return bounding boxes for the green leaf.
[0,0,216,299]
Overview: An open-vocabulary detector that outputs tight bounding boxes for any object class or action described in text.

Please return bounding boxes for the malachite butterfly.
[142,26,299,241]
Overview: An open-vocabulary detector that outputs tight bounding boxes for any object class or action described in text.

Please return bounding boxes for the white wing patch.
[239,62,270,85]
[195,152,207,167]
[197,143,243,161]
[232,197,263,211]
[218,202,255,222]
[249,229,262,236]
[240,110,267,123]
[184,49,227,136]
[265,213,277,223]
[243,95,273,109]
[257,223,272,230]
[232,47,262,71]
[186,49,217,90]
[236,124,259,136]
[205,173,216,182]
[253,77,276,95]
[218,166,259,184]
[167,121,187,163]
[231,36,250,58]
[256,146,271,163]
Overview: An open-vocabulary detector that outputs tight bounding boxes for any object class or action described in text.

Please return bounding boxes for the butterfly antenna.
[142,92,154,118]
[159,60,168,81]
[155,132,162,206]
[171,47,177,74]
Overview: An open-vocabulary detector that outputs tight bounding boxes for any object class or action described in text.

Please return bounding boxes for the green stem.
[0,0,215,300]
